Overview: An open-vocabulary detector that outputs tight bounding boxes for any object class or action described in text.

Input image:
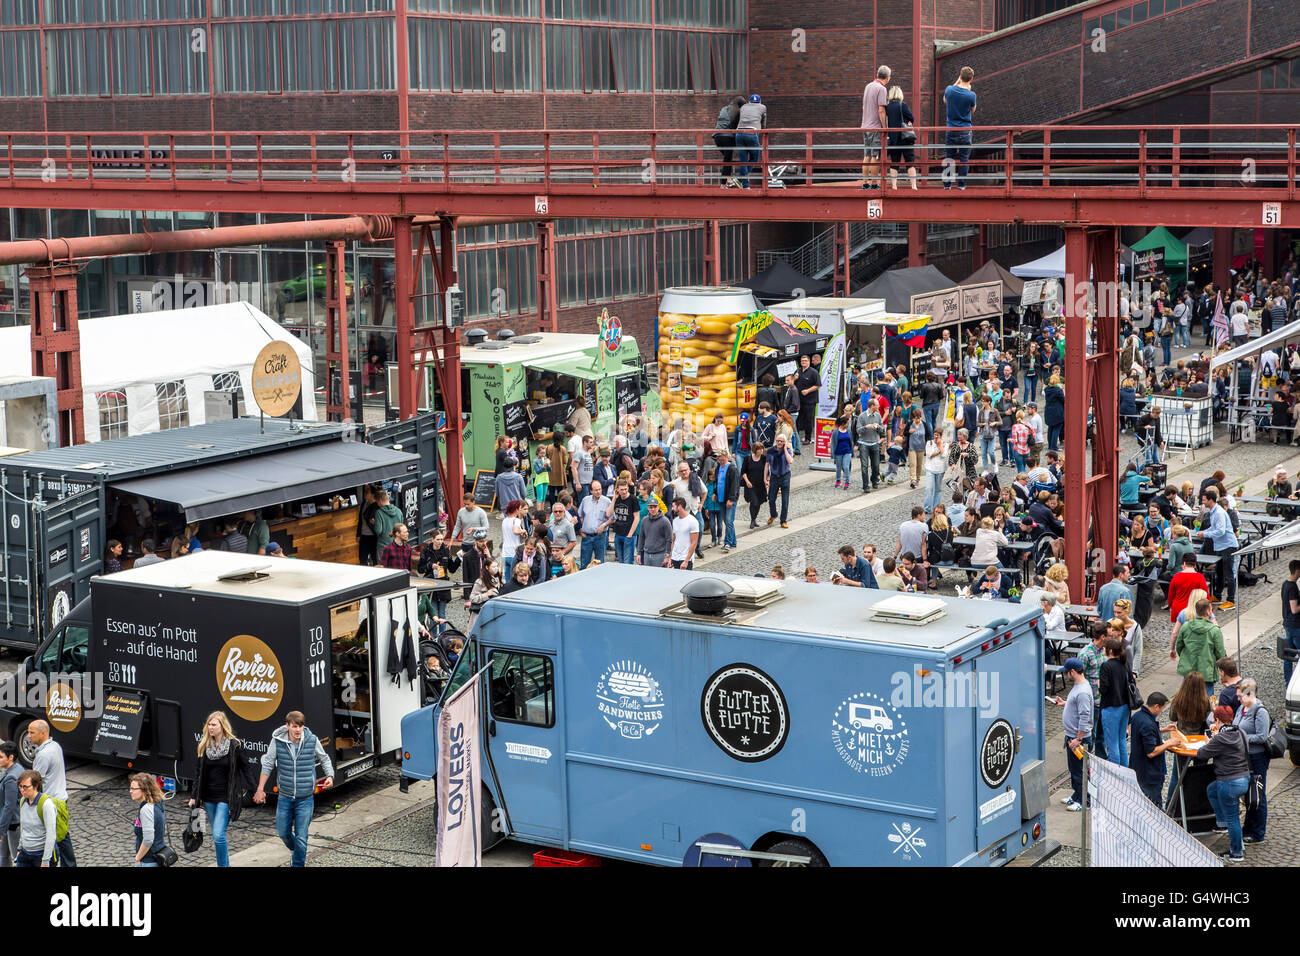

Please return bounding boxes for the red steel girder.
[324,240,351,423]
[0,184,1294,229]
[1061,226,1121,605]
[703,219,722,288]
[537,220,559,332]
[28,262,85,447]
[832,222,851,297]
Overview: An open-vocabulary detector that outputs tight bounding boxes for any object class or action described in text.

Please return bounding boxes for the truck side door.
[483,645,563,842]
[31,618,99,758]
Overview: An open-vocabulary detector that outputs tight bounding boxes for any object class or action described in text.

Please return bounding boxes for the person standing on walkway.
[1232,679,1270,845]
[734,94,767,189]
[831,416,854,490]
[781,376,803,454]
[1173,599,1227,698]
[576,479,612,569]
[713,95,744,187]
[885,84,918,190]
[1043,374,1066,451]
[669,499,699,570]
[855,401,882,492]
[942,66,976,189]
[635,496,672,569]
[254,710,334,868]
[713,450,739,553]
[795,354,820,446]
[0,743,21,867]
[14,771,57,867]
[860,65,890,190]
[1281,559,1300,686]
[741,441,768,529]
[1185,706,1251,862]
[128,773,168,867]
[1098,638,1133,766]
[1194,488,1239,608]
[608,479,640,564]
[1129,692,1178,807]
[923,433,947,512]
[27,720,73,866]
[187,711,255,868]
[765,433,794,528]
[1052,658,1093,811]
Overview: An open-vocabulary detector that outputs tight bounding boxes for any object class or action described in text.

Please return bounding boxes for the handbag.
[1246,773,1264,814]
[898,124,917,145]
[1264,717,1286,759]
[182,806,204,853]
[1126,664,1142,712]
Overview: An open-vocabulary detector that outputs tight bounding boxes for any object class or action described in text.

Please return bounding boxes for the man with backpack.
[15,770,61,867]
[28,720,73,866]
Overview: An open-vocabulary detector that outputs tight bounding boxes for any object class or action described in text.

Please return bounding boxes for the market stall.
[1131,226,1188,286]
[766,296,930,378]
[738,260,832,305]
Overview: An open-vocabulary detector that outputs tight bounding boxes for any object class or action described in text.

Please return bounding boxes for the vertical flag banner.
[436,665,488,867]
[816,331,847,421]
[1211,292,1228,348]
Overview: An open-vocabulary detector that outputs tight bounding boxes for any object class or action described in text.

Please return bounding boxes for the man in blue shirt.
[577,479,613,569]
[1096,563,1133,622]
[832,544,878,588]
[1129,692,1178,807]
[1195,488,1239,608]
[764,433,794,527]
[942,66,976,189]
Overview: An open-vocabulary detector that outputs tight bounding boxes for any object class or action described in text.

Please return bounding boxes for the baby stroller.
[419,625,464,705]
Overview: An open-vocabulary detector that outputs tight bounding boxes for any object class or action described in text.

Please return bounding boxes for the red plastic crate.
[533,849,601,867]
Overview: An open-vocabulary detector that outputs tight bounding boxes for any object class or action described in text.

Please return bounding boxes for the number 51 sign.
[1263,202,1281,226]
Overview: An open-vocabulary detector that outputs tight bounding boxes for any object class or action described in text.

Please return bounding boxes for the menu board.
[615,374,642,414]
[91,689,147,759]
[471,470,497,508]
[529,399,574,431]
[583,379,598,418]
[502,399,532,440]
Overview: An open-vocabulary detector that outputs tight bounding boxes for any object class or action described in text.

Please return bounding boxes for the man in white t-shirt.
[670,499,699,570]
[1229,298,1250,346]
[1024,402,1046,450]
[1261,347,1280,379]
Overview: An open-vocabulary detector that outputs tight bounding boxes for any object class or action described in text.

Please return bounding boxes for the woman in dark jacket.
[740,442,768,529]
[713,96,745,186]
[1043,374,1066,450]
[513,534,550,586]
[187,710,255,868]
[1118,378,1138,433]
[884,85,917,190]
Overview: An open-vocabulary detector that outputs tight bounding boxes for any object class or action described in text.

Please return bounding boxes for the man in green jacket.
[1173,598,1227,695]
[371,489,404,556]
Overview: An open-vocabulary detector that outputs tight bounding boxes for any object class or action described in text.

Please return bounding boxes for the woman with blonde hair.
[1113,598,1144,674]
[1169,588,1216,650]
[775,409,797,451]
[128,773,169,867]
[885,84,918,190]
[1044,562,1071,604]
[186,710,255,867]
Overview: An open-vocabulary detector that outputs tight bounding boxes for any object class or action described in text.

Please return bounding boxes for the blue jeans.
[999,431,1012,463]
[834,452,852,484]
[924,471,945,512]
[1207,775,1249,857]
[944,129,973,187]
[722,499,737,548]
[1047,422,1063,451]
[789,429,801,454]
[858,443,881,489]
[14,849,43,867]
[979,435,997,472]
[1024,375,1037,404]
[1012,451,1027,473]
[1101,705,1129,766]
[614,534,636,564]
[706,508,723,543]
[1161,337,1172,367]
[1284,626,1300,686]
[204,800,231,867]
[579,532,607,569]
[276,794,315,867]
[56,835,75,867]
[734,131,760,188]
[502,555,516,578]
[923,404,941,438]
[1066,735,1092,804]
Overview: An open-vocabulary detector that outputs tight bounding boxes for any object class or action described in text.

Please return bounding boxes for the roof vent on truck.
[661,576,784,624]
[869,594,947,626]
[216,563,273,583]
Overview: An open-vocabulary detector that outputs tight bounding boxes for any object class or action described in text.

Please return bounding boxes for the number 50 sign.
[867,198,883,220]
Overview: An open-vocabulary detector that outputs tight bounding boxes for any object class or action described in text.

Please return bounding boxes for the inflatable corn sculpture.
[656,310,746,433]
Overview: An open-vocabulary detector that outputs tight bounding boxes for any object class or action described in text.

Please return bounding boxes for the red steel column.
[536,220,558,331]
[908,222,927,268]
[27,263,84,446]
[832,222,851,296]
[394,216,415,419]
[324,240,351,422]
[703,219,722,287]
[1213,227,1233,293]
[1062,227,1089,603]
[437,218,464,521]
[972,224,988,270]
[1086,227,1120,603]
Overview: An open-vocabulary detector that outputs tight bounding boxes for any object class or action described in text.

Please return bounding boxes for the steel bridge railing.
[1,125,1296,198]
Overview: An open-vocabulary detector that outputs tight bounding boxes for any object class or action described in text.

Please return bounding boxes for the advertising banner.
[814,418,835,458]
[816,331,847,420]
[436,667,488,868]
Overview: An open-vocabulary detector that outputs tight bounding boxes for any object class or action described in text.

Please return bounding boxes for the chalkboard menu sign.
[471,469,497,508]
[529,399,574,432]
[502,399,532,440]
[582,379,598,418]
[91,689,147,759]
[615,374,641,414]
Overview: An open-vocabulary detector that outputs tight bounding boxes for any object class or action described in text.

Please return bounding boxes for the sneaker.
[721,546,731,553]
[1217,601,1236,610]
[1219,851,1244,863]
[1064,801,1083,812]
[1243,835,1264,844]
[910,481,917,489]
[1060,794,1075,805]
[1211,825,1229,834]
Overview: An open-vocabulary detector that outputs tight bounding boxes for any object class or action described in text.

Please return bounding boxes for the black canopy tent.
[961,260,1024,305]
[739,260,833,305]
[736,318,831,387]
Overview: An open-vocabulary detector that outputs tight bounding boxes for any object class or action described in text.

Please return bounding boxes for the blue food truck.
[401,565,1049,866]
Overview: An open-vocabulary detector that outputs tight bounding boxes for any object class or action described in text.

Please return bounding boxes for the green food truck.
[443,332,661,488]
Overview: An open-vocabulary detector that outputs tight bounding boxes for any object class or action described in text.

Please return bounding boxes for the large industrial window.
[0,30,42,97]
[545,0,651,22]
[215,0,395,13]
[546,25,649,92]
[46,0,207,23]
[96,389,129,440]
[45,25,207,95]
[1,1,40,26]
[409,18,540,92]
[155,381,190,431]
[655,0,745,28]
[489,651,555,727]
[213,16,394,92]
[655,30,744,93]
[409,0,537,14]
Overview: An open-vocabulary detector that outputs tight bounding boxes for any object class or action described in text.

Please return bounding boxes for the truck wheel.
[481,785,506,851]
[757,837,828,867]
[12,719,34,767]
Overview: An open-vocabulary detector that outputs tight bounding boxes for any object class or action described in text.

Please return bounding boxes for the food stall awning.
[1209,322,1300,372]
[110,440,420,522]
[534,355,634,380]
